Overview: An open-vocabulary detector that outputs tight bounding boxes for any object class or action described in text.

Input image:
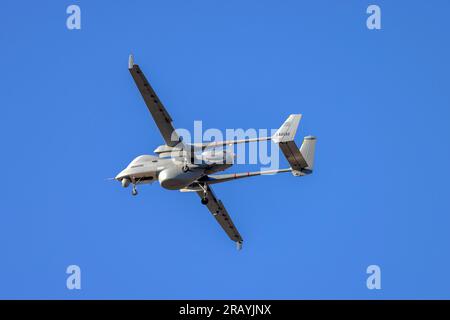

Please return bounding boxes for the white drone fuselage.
[115,147,234,190]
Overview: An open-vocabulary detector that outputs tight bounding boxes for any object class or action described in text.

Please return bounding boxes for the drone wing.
[128,55,181,147]
[196,184,243,250]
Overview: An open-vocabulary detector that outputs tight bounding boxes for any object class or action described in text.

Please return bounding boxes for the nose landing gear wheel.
[201,197,209,205]
[132,186,138,196]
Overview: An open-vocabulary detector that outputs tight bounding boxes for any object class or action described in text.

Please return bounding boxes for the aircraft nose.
[115,168,128,180]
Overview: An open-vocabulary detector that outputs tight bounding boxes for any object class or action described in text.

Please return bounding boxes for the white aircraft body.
[115,55,317,250]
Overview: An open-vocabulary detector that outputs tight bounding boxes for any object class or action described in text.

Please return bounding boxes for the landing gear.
[131,177,141,196]
[198,183,209,205]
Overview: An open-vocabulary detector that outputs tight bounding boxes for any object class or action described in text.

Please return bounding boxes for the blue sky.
[1,0,450,299]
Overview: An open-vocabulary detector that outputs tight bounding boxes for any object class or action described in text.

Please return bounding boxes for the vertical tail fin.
[300,136,317,171]
[272,114,302,143]
[273,115,317,176]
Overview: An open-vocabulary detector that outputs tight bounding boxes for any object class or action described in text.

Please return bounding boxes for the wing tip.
[128,54,134,69]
